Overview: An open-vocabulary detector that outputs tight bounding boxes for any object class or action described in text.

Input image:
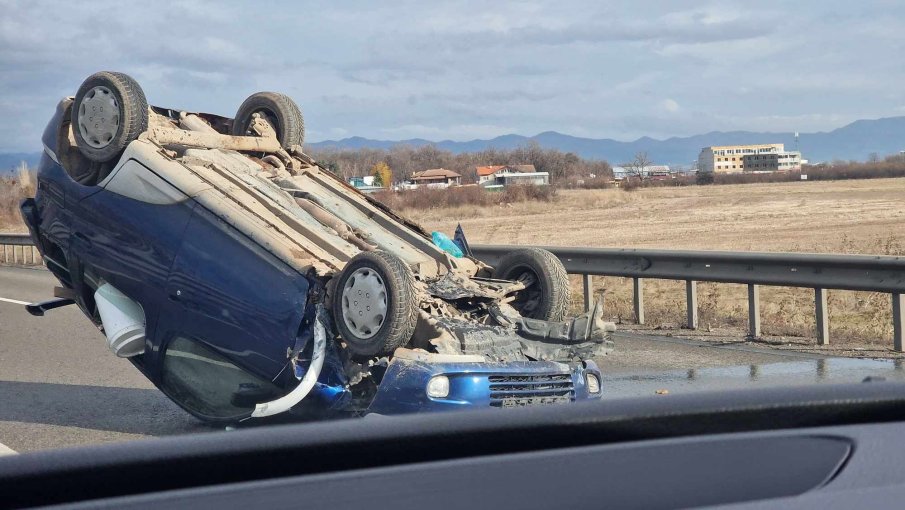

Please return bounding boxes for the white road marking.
[0,297,30,306]
[0,442,17,456]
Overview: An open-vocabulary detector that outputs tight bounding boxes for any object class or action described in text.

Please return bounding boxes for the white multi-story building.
[698,144,801,173]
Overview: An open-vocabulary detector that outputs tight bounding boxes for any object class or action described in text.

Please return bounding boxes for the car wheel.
[71,71,149,163]
[332,251,419,358]
[231,92,305,150]
[493,248,571,321]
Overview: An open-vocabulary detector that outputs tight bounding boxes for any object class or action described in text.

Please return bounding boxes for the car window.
[101,159,188,204]
[160,337,282,420]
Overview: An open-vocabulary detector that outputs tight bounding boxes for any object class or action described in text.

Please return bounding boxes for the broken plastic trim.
[249,305,328,418]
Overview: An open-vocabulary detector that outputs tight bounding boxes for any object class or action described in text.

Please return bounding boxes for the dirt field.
[415,179,905,355]
[419,179,905,253]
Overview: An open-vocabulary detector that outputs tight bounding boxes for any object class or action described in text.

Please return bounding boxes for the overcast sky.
[1,0,903,152]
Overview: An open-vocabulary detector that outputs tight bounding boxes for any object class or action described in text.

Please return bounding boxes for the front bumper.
[367,357,602,415]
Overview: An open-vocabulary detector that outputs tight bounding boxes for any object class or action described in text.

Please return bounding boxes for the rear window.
[160,337,282,420]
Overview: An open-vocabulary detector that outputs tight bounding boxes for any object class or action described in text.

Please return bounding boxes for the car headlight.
[427,375,450,398]
[586,373,601,394]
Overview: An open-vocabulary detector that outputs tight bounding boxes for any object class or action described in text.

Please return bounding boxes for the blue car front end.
[368,356,602,414]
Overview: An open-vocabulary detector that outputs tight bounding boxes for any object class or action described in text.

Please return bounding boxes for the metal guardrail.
[472,245,905,351]
[0,233,33,246]
[0,233,41,265]
[3,233,903,350]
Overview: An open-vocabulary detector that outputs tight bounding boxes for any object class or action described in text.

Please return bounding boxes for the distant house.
[348,175,385,193]
[475,164,549,187]
[476,164,536,183]
[612,165,671,180]
[410,168,462,188]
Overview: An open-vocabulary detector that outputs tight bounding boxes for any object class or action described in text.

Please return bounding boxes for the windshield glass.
[1,0,903,457]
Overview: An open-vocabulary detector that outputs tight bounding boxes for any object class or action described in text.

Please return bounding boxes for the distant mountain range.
[308,116,905,166]
[3,116,903,172]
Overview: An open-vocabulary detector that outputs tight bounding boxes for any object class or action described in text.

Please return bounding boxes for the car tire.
[332,251,419,358]
[231,92,305,150]
[71,71,149,163]
[492,248,571,321]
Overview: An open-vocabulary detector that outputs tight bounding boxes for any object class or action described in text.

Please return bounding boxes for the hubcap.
[77,86,120,149]
[341,268,388,339]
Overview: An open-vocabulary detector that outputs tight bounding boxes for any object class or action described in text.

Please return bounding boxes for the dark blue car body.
[22,99,603,423]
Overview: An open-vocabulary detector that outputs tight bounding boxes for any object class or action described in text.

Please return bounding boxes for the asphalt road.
[2,266,904,454]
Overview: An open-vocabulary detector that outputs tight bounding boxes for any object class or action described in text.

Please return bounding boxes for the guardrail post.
[894,293,904,352]
[815,288,829,345]
[633,277,645,325]
[747,284,761,338]
[685,280,698,329]
[582,274,593,313]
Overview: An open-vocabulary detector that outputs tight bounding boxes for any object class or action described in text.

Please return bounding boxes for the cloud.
[411,7,780,53]
[0,0,902,153]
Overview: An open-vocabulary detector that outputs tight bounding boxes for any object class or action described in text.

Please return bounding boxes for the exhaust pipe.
[94,283,146,357]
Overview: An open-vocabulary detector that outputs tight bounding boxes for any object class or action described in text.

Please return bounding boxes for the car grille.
[488,373,574,407]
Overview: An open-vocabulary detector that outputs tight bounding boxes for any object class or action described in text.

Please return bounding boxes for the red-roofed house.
[475,165,506,184]
[475,164,548,186]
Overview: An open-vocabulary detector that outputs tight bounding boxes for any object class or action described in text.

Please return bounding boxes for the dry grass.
[0,164,34,232]
[569,277,898,352]
[420,179,905,252]
[418,178,905,353]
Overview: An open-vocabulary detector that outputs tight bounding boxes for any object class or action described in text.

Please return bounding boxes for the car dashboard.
[4,382,905,509]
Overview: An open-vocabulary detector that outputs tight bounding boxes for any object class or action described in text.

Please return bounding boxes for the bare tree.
[622,151,653,183]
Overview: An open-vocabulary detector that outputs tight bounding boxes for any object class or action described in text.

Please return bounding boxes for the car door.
[163,205,312,389]
[71,158,196,359]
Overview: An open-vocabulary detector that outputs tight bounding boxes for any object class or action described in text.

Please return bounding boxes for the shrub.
[0,164,35,228]
[499,183,556,203]
[575,176,614,189]
[701,158,905,186]
[371,184,554,210]
[620,178,642,192]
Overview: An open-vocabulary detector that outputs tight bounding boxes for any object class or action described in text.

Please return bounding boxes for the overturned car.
[21,71,615,423]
